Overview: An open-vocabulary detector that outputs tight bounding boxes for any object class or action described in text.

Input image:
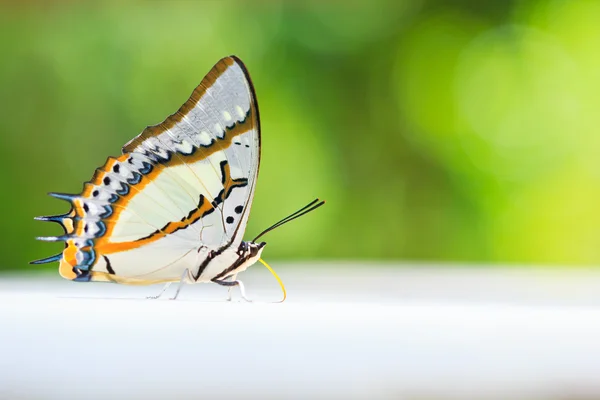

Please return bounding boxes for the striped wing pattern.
[33,56,261,284]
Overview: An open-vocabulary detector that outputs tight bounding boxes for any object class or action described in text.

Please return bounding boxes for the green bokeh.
[1,0,599,271]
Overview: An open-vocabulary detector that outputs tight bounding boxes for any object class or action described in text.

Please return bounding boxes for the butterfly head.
[236,240,267,269]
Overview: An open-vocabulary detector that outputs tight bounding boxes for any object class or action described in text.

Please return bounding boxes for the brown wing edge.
[121,56,237,153]
[229,55,261,174]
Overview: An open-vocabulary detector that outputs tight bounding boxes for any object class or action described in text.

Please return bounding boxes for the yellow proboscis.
[258,258,286,303]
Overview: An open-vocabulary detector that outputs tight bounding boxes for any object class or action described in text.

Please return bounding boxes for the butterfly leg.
[170,268,191,300]
[224,274,238,301]
[212,278,252,302]
[146,282,172,300]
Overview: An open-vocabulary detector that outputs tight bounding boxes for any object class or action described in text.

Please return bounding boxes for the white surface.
[1,264,600,400]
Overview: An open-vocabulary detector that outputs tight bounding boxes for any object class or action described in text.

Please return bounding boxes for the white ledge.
[1,264,600,399]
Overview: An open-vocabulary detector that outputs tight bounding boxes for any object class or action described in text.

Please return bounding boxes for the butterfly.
[31,56,324,302]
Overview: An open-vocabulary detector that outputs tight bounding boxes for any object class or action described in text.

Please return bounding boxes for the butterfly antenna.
[252,198,325,242]
[259,258,286,303]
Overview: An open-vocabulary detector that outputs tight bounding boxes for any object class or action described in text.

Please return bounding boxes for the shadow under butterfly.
[31,56,324,302]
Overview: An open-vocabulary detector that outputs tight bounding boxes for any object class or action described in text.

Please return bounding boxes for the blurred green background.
[2,0,600,271]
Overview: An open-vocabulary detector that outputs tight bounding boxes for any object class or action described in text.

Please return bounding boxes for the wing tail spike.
[48,192,78,202]
[35,235,70,242]
[34,214,69,223]
[29,253,63,265]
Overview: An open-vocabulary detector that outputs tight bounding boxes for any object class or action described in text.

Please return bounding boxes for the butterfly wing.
[33,56,261,284]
